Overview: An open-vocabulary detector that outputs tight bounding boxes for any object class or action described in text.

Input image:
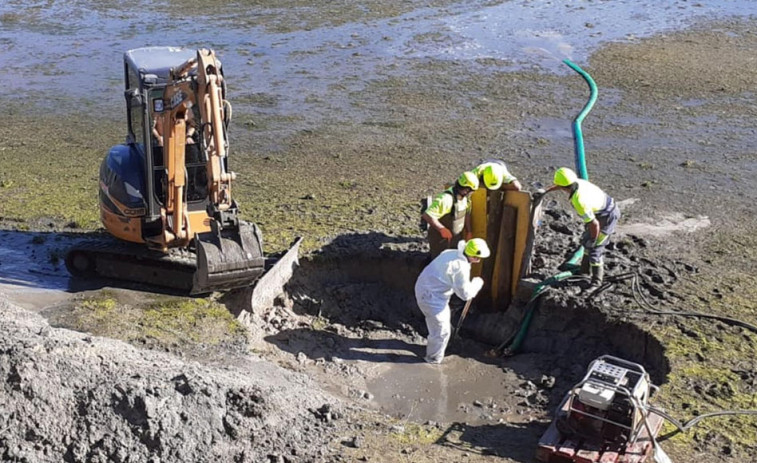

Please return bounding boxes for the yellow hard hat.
[464,238,490,258]
[553,167,578,187]
[458,171,479,191]
[482,165,503,190]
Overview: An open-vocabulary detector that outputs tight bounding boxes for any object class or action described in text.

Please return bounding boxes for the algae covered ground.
[1,2,756,462]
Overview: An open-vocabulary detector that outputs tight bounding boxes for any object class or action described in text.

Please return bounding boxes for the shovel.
[651,441,673,463]
[452,297,474,338]
[644,415,673,463]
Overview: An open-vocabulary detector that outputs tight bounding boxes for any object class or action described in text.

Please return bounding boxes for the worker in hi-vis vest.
[422,172,479,259]
[471,159,522,191]
[537,167,620,287]
[415,238,490,364]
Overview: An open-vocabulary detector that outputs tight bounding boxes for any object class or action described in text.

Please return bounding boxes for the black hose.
[626,273,757,334]
[648,406,757,441]
[581,270,757,335]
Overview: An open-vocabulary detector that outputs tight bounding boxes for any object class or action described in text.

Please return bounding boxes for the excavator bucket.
[192,221,267,294]
[192,221,302,305]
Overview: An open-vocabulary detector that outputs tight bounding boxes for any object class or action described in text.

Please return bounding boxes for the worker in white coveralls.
[414,238,491,364]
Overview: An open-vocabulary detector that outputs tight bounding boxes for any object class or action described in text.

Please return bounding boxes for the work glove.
[439,227,453,242]
[470,276,484,294]
[532,188,546,201]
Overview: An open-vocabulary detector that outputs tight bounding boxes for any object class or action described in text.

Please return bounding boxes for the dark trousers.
[582,204,620,265]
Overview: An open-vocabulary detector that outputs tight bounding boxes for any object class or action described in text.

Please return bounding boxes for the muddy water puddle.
[619,213,711,238]
[257,310,559,426]
[0,230,73,311]
[0,230,157,312]
[365,352,550,425]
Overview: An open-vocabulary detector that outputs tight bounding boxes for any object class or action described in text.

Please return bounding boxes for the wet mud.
[2,0,757,462]
[228,201,674,427]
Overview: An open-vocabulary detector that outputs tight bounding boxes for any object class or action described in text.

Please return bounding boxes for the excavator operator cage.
[122,46,219,224]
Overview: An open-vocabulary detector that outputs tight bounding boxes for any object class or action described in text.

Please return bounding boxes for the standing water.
[1,0,756,121]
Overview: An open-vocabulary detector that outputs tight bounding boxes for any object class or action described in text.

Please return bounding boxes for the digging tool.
[452,297,473,338]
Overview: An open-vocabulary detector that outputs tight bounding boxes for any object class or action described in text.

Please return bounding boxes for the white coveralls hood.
[414,240,484,363]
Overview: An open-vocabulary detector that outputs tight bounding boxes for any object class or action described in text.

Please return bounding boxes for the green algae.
[650,231,757,453]
[0,107,115,230]
[389,422,444,446]
[54,292,248,354]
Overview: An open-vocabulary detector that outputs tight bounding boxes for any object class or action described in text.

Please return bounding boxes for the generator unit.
[536,356,665,462]
[557,356,656,444]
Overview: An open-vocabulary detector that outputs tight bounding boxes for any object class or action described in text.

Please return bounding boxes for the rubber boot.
[590,264,604,288]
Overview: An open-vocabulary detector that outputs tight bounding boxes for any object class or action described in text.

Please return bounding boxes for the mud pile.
[0,201,710,462]
[0,296,346,463]
[288,232,428,332]
[480,199,679,380]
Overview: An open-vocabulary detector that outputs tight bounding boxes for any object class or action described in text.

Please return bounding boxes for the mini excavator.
[66,47,299,304]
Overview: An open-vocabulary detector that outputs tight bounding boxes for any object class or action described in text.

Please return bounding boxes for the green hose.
[503,61,597,354]
[558,245,584,272]
[562,59,597,266]
[507,270,574,352]
[563,59,597,181]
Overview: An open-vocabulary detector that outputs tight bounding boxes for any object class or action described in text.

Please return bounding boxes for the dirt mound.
[0,295,345,463]
[288,232,428,331]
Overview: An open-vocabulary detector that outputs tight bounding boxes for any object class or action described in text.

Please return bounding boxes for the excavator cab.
[112,47,215,242]
[67,47,300,301]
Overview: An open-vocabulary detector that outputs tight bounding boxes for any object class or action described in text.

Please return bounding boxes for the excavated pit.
[252,231,671,426]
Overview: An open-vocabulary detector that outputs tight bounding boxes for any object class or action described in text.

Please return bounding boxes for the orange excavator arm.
[158,96,190,247]
[154,48,237,250]
[195,49,235,212]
